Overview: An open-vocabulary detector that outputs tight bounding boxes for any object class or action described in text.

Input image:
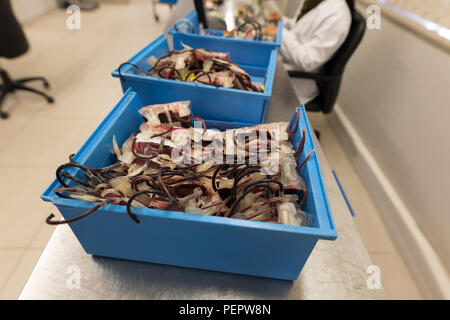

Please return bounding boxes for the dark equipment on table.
[0,0,54,119]
[194,0,208,28]
[57,0,99,10]
[288,0,365,114]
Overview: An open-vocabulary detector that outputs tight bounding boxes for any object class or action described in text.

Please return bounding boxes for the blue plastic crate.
[41,89,337,280]
[111,34,278,124]
[169,11,283,58]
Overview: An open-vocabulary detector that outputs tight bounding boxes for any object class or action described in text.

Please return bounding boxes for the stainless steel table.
[19,62,387,300]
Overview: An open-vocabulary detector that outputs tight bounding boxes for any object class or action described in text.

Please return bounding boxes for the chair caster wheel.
[43,81,50,89]
[0,112,9,119]
[47,97,54,103]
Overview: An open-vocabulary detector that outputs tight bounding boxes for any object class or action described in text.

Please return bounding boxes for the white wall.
[337,3,450,272]
[11,0,56,23]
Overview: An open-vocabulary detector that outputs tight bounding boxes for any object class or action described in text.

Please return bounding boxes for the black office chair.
[0,0,54,119]
[288,0,365,114]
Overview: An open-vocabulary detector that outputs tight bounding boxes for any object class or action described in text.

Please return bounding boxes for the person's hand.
[266,10,281,23]
[262,25,278,37]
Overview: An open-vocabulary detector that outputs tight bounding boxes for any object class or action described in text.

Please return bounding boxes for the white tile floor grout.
[0,0,423,299]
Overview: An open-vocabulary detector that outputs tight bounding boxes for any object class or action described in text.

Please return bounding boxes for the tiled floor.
[0,0,422,299]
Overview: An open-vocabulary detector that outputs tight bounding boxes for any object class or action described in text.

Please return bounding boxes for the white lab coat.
[280,0,352,104]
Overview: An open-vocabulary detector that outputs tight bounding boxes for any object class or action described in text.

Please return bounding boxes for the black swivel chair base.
[0,68,54,119]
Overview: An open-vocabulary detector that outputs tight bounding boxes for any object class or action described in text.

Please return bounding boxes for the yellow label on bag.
[181,69,196,81]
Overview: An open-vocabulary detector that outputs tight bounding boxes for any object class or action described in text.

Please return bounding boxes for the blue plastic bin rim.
[111,34,277,99]
[168,10,283,48]
[41,89,337,240]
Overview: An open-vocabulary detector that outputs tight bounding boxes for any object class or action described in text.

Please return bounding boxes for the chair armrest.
[287,70,333,82]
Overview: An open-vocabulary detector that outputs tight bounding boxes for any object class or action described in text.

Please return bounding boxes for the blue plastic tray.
[41,89,337,280]
[111,34,278,124]
[169,11,283,58]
